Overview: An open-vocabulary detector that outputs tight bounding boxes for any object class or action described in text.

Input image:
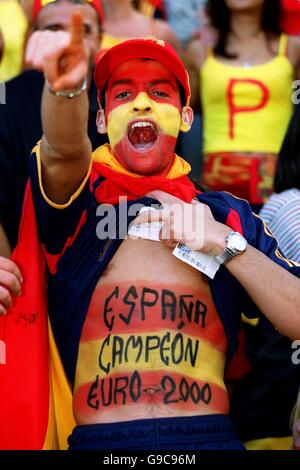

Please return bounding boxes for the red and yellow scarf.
[91,144,198,204]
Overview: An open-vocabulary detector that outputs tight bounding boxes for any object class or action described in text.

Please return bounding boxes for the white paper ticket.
[172,243,221,279]
[128,207,221,279]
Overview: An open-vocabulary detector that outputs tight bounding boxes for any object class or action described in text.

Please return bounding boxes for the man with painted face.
[3,12,300,451]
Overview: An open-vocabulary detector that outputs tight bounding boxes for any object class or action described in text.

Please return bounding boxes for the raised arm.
[184,38,206,110]
[25,13,92,204]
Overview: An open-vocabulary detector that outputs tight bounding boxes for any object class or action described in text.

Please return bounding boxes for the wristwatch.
[46,77,87,98]
[216,231,247,265]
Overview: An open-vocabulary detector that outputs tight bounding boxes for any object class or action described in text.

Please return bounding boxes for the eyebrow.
[149,79,175,87]
[110,78,175,89]
[42,21,91,30]
[110,79,133,89]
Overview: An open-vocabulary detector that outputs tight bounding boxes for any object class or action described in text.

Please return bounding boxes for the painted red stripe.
[73,370,228,419]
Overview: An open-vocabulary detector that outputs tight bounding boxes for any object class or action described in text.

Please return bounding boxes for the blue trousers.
[68,414,245,450]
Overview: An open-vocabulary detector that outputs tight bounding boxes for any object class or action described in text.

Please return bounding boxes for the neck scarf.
[92,144,198,204]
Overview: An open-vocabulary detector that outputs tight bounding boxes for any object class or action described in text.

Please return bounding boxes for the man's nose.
[132,92,153,112]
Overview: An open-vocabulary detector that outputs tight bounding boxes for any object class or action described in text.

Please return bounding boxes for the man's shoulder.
[196,190,251,214]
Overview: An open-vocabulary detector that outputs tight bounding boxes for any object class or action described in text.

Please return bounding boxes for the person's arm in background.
[183,38,206,111]
[0,224,11,258]
[155,20,182,56]
[19,0,34,24]
[25,12,92,204]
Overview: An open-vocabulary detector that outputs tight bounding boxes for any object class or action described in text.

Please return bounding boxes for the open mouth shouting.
[128,120,159,151]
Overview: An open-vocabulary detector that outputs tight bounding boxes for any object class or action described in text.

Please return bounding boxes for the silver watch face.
[227,232,247,252]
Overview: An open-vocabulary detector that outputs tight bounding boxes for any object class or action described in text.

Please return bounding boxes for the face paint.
[105,59,183,176]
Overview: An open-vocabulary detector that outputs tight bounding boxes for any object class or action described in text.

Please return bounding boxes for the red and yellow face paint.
[103,59,187,176]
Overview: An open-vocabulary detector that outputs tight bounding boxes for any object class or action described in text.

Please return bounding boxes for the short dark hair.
[274,105,300,193]
[206,0,282,59]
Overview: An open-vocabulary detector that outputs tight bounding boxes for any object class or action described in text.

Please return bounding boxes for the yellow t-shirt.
[200,35,293,154]
[0,0,28,81]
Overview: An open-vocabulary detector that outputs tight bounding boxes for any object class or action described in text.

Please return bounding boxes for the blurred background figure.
[0,0,106,257]
[101,0,180,52]
[0,29,3,64]
[281,0,300,36]
[137,0,165,19]
[163,0,207,48]
[185,0,300,209]
[162,1,209,180]
[0,0,28,81]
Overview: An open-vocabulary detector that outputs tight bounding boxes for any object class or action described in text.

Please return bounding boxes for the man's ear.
[180,106,194,133]
[96,108,107,134]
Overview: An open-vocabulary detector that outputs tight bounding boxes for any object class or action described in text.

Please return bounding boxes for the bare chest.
[73,239,229,424]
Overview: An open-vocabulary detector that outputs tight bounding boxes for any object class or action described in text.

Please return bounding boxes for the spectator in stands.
[0,0,28,81]
[229,105,300,450]
[0,0,105,256]
[101,0,180,52]
[0,29,3,64]
[164,0,207,48]
[281,0,300,36]
[260,104,300,260]
[185,0,300,208]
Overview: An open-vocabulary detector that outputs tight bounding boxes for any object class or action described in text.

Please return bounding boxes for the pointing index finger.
[70,12,84,47]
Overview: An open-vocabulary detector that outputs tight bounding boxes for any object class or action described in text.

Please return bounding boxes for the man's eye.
[116,91,131,99]
[152,91,169,98]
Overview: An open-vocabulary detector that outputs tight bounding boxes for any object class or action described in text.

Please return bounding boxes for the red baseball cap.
[31,0,104,25]
[94,38,191,106]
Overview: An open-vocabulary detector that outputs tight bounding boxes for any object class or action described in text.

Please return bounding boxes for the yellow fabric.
[0,0,28,81]
[101,25,157,51]
[43,318,75,450]
[246,436,293,450]
[201,35,293,154]
[92,143,191,178]
[241,314,260,327]
[76,331,227,391]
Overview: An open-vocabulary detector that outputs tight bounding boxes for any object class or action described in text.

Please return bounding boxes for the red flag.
[0,183,49,449]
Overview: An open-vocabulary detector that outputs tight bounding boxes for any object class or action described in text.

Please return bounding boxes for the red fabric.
[0,183,49,450]
[281,0,300,35]
[93,163,198,204]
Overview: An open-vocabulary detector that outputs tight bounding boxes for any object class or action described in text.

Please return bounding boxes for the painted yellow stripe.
[75,330,226,392]
[107,93,182,148]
